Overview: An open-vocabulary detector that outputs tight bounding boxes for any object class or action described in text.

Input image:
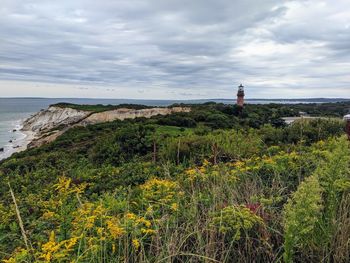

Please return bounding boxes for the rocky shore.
[0,128,35,161]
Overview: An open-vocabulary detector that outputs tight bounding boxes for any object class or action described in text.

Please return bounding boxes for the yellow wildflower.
[203,159,210,167]
[234,161,245,168]
[171,203,178,211]
[264,158,276,165]
[185,168,197,176]
[141,228,156,235]
[3,248,29,263]
[199,167,206,173]
[140,178,179,205]
[126,213,137,220]
[136,217,151,227]
[132,239,140,250]
[54,177,71,193]
[40,231,60,262]
[146,205,154,214]
[97,227,104,236]
[42,211,55,219]
[106,220,125,239]
[63,237,78,250]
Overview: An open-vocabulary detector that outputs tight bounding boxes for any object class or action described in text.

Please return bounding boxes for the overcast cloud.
[0,0,349,98]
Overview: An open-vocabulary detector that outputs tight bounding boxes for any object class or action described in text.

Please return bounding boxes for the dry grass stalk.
[8,182,31,251]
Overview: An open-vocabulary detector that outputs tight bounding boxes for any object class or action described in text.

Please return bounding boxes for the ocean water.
[0,98,48,160]
[0,97,347,160]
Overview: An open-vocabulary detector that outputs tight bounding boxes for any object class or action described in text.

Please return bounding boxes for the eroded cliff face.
[81,107,190,125]
[22,106,92,133]
[22,106,191,148]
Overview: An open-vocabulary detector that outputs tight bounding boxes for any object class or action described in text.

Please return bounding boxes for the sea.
[0,97,348,160]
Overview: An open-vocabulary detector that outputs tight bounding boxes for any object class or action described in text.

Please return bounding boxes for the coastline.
[0,104,191,161]
[16,129,36,153]
[0,121,35,161]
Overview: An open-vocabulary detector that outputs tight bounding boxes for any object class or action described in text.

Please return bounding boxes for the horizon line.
[1,97,350,101]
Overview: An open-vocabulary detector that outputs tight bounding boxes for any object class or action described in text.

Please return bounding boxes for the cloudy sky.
[0,0,349,99]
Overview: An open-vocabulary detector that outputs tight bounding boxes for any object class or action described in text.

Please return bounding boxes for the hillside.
[21,105,190,149]
[0,102,349,262]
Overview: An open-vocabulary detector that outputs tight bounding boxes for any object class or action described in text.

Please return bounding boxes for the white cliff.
[22,106,92,133]
[21,105,191,148]
[81,107,191,125]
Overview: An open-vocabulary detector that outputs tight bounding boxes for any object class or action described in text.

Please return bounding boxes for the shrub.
[283,175,323,263]
[211,205,264,241]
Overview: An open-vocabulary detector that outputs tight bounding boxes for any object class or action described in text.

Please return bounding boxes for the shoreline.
[0,121,35,161]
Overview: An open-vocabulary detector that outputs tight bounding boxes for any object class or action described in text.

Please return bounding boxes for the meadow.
[0,102,349,262]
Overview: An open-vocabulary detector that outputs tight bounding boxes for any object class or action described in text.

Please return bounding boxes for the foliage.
[211,205,264,241]
[283,137,350,262]
[0,102,349,262]
[283,175,323,263]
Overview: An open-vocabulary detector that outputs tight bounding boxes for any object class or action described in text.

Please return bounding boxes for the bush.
[283,175,323,263]
[211,205,264,241]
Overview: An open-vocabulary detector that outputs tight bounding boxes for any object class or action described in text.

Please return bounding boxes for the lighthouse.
[344,114,350,140]
[237,84,245,107]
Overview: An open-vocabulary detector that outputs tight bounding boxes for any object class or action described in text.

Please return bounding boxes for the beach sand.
[0,128,35,161]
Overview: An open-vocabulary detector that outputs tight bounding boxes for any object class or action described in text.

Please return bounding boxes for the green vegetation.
[0,102,349,262]
[284,101,350,117]
[53,103,153,113]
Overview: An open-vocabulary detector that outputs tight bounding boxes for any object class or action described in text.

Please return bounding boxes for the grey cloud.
[0,0,349,98]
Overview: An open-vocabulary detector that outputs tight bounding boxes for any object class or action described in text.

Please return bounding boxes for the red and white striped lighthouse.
[344,114,350,140]
[237,84,245,107]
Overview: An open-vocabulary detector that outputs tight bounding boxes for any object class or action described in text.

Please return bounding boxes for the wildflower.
[203,159,210,167]
[141,228,156,235]
[2,248,28,263]
[211,205,264,241]
[85,215,96,229]
[76,183,88,194]
[42,211,55,219]
[106,220,125,239]
[132,239,140,250]
[126,213,137,220]
[146,205,154,214]
[185,168,197,176]
[140,178,180,210]
[264,158,275,165]
[212,170,219,177]
[54,177,71,192]
[234,161,245,168]
[97,227,104,236]
[40,231,60,262]
[170,203,178,211]
[53,176,87,197]
[136,217,152,227]
[63,237,78,250]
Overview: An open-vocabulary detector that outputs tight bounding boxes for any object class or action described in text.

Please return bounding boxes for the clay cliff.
[22,106,92,133]
[22,105,191,148]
